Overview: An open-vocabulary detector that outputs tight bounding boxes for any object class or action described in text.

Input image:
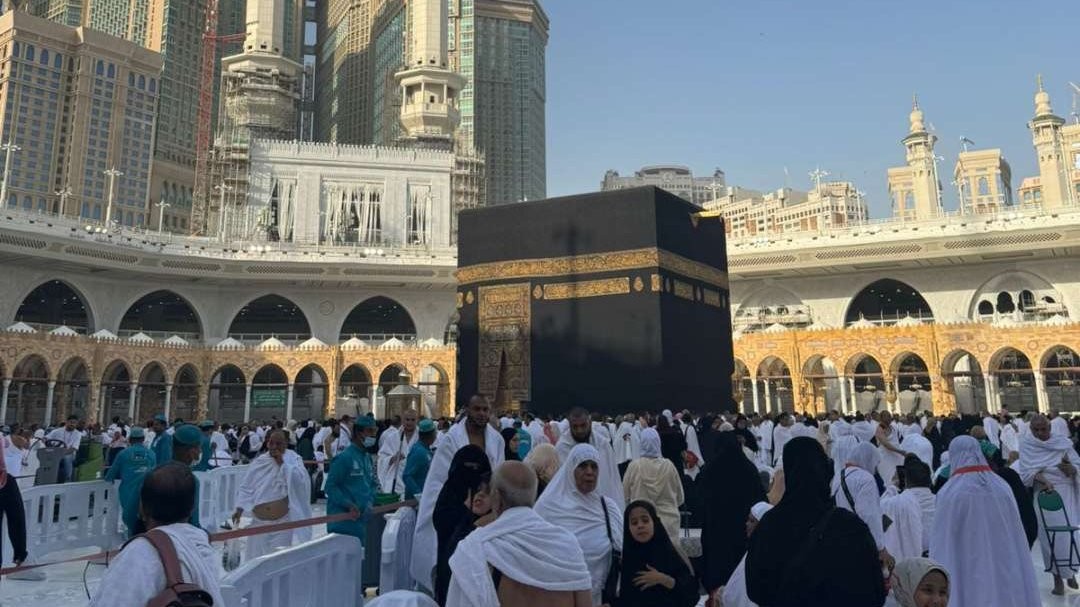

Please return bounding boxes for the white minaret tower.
[1028,75,1074,209]
[395,0,465,146]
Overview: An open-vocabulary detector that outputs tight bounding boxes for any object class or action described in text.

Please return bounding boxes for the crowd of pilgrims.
[13,400,1080,606]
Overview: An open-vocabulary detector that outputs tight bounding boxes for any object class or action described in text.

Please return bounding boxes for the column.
[0,378,9,424]
[87,381,100,425]
[849,377,858,413]
[839,376,849,414]
[983,373,996,413]
[243,383,253,422]
[127,381,138,420]
[285,384,294,421]
[1034,370,1050,414]
[163,383,173,420]
[751,379,760,415]
[763,380,772,415]
[43,380,56,426]
[196,384,210,420]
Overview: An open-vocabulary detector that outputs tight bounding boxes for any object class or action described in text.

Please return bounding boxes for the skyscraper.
[316,0,385,143]
[449,0,547,204]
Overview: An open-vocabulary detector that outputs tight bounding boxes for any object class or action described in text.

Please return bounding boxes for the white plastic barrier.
[379,506,416,593]
[367,591,438,607]
[1,480,124,567]
[221,533,364,607]
[196,464,247,532]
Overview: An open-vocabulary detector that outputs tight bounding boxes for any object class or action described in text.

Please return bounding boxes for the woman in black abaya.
[700,431,766,594]
[432,445,492,605]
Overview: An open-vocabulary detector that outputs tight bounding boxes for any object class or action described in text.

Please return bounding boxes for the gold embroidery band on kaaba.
[542,277,630,300]
[456,247,728,290]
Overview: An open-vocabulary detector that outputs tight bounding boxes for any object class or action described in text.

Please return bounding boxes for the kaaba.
[454,186,734,416]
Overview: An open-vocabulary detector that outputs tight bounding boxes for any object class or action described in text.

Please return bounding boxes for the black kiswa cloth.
[617,500,699,607]
[746,437,886,607]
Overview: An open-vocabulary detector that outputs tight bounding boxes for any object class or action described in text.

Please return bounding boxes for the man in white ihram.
[447,461,592,607]
[379,408,420,494]
[232,429,312,560]
[90,463,224,607]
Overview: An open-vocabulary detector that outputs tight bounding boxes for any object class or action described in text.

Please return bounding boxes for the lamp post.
[54,186,72,216]
[0,141,20,208]
[155,200,171,232]
[103,168,123,226]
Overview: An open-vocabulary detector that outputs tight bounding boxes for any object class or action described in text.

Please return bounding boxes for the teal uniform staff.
[192,420,215,471]
[326,414,378,541]
[402,419,438,500]
[150,414,172,467]
[171,424,205,528]
[104,426,157,536]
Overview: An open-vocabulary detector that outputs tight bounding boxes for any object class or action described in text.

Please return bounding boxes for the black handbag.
[601,499,622,604]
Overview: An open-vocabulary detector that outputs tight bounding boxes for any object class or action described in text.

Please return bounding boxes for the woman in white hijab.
[887,557,949,607]
[622,428,683,540]
[535,443,623,606]
[832,441,887,560]
[930,435,1040,607]
[898,424,934,469]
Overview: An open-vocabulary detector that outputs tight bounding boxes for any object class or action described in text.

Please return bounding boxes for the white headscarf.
[831,435,860,480]
[661,409,674,424]
[1015,417,1080,486]
[890,558,948,607]
[930,436,1040,607]
[535,443,623,605]
[750,501,773,522]
[638,428,662,459]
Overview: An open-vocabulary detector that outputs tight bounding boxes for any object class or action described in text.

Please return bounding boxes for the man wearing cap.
[104,426,157,536]
[150,415,172,468]
[325,415,378,542]
[403,419,438,500]
[171,424,205,528]
[193,420,215,471]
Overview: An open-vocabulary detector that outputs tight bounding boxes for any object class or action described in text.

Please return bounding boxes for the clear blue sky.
[543,0,1075,218]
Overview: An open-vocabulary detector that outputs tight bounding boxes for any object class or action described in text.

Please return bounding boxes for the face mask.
[362,436,376,448]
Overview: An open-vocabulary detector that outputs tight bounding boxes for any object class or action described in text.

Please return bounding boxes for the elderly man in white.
[232,429,312,560]
[447,461,593,607]
[378,409,420,494]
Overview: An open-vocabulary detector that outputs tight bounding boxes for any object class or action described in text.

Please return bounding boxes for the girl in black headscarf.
[500,427,520,461]
[656,415,687,475]
[746,436,886,607]
[700,432,766,593]
[432,445,492,605]
[616,500,699,607]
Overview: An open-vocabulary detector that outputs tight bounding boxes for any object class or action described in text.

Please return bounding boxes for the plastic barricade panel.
[379,506,416,593]
[1,480,124,567]
[220,533,364,607]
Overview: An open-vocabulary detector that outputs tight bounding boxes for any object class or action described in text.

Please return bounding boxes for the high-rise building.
[0,11,162,224]
[601,165,727,206]
[316,0,385,144]
[702,182,868,239]
[887,98,944,220]
[449,0,547,204]
[371,0,406,146]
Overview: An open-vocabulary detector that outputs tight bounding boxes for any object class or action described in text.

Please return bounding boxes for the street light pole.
[54,186,72,216]
[103,168,123,226]
[155,200,171,232]
[0,141,21,208]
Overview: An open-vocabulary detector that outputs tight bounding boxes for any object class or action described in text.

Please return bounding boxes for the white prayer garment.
[500,417,514,430]
[1016,417,1080,577]
[526,420,549,447]
[880,489,923,561]
[213,449,233,468]
[682,422,705,480]
[234,450,312,560]
[876,423,906,484]
[931,436,1040,607]
[771,424,791,467]
[411,420,504,591]
[89,522,225,607]
[378,426,419,494]
[46,427,82,450]
[555,421,625,511]
[369,591,440,607]
[536,443,623,607]
[832,442,885,550]
[211,430,229,454]
[721,501,772,607]
[852,420,877,442]
[899,431,934,469]
[982,416,1002,449]
[446,506,592,607]
[614,421,641,463]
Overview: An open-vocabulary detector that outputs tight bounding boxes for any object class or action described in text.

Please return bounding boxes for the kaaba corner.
[454,186,735,417]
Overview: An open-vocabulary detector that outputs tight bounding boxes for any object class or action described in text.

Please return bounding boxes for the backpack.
[135,529,215,607]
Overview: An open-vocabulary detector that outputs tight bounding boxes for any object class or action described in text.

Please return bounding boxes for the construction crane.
[191,1,245,236]
[1070,82,1080,124]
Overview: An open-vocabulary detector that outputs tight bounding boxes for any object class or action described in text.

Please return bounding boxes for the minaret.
[901,95,943,219]
[1028,75,1072,209]
[395,0,465,147]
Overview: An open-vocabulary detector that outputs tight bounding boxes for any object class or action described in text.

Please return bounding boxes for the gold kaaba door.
[478,283,531,412]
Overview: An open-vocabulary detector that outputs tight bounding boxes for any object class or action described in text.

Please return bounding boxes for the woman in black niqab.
[700,431,766,593]
[616,500,699,607]
[433,445,492,605]
[746,437,886,607]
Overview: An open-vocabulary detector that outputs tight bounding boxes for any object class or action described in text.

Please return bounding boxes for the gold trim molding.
[542,277,631,300]
[456,247,728,289]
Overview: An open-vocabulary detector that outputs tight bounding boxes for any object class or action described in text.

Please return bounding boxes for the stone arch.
[172,364,200,422]
[209,364,247,424]
[756,356,793,414]
[249,364,288,423]
[339,296,418,341]
[418,363,450,418]
[227,294,311,341]
[940,349,985,415]
[802,355,841,415]
[844,278,934,327]
[339,363,373,413]
[135,362,168,422]
[101,359,134,423]
[733,358,753,414]
[8,354,50,425]
[989,347,1036,413]
[968,269,1066,321]
[1042,346,1080,411]
[890,352,932,414]
[119,289,204,339]
[293,363,328,421]
[14,278,95,331]
[56,356,89,421]
[846,354,886,414]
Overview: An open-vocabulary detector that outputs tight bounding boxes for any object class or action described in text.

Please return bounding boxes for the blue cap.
[356,416,376,429]
[173,424,203,446]
[198,420,214,429]
[153,414,167,423]
[129,427,145,439]
[418,419,436,433]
